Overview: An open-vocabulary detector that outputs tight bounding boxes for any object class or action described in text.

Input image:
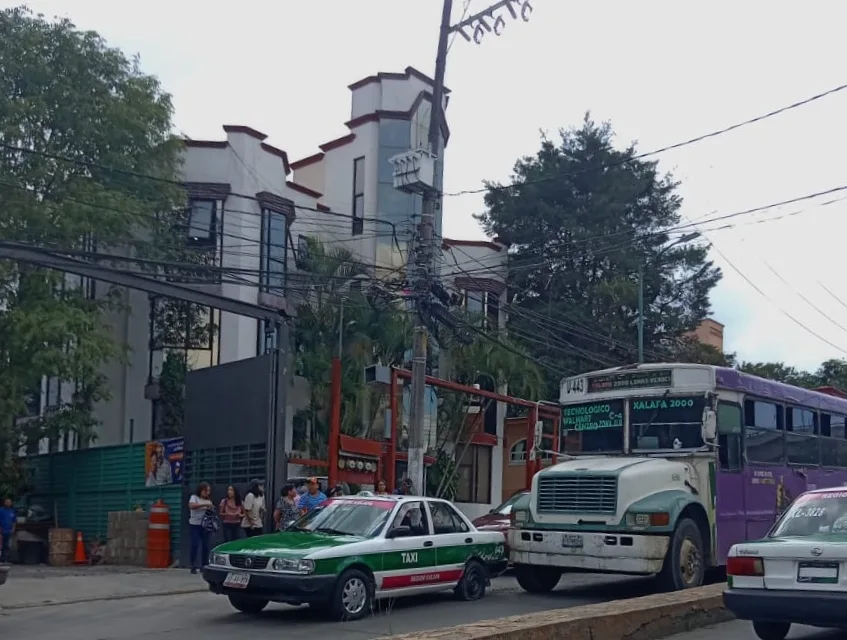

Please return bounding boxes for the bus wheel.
[514,564,561,593]
[658,517,705,591]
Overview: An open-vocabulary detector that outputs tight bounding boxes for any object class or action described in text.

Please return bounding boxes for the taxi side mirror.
[386,525,411,539]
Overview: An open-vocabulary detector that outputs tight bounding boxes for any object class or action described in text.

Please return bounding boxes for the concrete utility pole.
[407,0,535,495]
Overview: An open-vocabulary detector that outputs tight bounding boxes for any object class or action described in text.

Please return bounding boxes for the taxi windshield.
[771,490,847,538]
[290,498,393,538]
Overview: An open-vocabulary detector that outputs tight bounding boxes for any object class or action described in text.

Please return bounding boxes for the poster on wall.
[145,438,184,486]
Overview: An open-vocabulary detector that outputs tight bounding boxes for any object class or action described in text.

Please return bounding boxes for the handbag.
[201,508,221,533]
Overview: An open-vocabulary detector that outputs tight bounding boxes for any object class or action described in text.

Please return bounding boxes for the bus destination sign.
[587,369,673,393]
[562,400,624,432]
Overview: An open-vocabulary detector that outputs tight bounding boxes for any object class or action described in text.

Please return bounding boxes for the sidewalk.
[0,564,207,610]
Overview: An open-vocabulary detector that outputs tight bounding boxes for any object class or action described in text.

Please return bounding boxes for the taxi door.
[427,500,476,584]
[380,501,439,592]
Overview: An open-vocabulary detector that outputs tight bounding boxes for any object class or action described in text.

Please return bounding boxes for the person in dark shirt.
[0,497,17,563]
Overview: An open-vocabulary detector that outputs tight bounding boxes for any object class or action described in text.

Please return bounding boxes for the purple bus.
[508,363,847,593]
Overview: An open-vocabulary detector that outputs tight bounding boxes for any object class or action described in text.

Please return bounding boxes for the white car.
[724,486,847,640]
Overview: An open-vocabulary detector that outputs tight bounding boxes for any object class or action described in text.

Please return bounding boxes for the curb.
[377,583,733,640]
[0,586,208,611]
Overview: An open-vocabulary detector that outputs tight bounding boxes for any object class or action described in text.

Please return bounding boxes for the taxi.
[202,494,508,621]
[724,486,847,640]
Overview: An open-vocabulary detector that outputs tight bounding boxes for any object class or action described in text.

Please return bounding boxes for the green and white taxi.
[202,494,508,620]
[724,487,847,640]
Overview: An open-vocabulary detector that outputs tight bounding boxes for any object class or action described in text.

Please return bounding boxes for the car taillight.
[727,556,764,577]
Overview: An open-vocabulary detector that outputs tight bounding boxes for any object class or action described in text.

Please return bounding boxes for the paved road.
[669,620,846,640]
[0,573,660,640]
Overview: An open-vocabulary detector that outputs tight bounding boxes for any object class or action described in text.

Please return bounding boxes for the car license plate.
[797,561,839,584]
[562,534,583,549]
[223,572,250,589]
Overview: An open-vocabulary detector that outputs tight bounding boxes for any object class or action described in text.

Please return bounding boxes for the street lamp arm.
[451,0,533,43]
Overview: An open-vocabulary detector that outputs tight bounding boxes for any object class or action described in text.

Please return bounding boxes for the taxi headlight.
[209,552,229,566]
[271,558,315,574]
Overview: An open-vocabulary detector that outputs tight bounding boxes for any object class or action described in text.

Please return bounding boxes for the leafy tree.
[477,115,721,392]
[669,335,736,367]
[0,8,193,479]
[738,359,847,390]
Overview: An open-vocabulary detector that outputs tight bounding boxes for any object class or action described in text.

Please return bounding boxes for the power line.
[446,80,847,197]
[706,237,847,356]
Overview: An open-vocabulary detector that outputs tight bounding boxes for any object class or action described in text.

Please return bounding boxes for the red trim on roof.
[319,133,356,152]
[286,182,322,198]
[222,125,267,141]
[443,238,503,252]
[260,142,291,175]
[184,140,228,149]
[316,203,331,212]
[291,152,325,170]
[348,66,451,94]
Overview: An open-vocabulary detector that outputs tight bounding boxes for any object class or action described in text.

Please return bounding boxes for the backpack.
[201,508,220,534]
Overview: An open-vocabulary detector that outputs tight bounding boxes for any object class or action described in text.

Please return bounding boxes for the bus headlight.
[626,512,670,528]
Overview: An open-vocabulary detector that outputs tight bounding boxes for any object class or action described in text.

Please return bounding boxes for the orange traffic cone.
[73,532,86,565]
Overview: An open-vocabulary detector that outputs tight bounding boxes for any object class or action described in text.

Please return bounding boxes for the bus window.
[717,402,742,471]
[785,407,819,466]
[629,396,705,451]
[743,399,783,464]
[821,413,847,467]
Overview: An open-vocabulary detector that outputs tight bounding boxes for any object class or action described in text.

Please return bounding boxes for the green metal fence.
[27,443,183,559]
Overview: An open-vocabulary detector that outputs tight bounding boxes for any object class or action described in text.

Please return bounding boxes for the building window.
[352,156,365,235]
[296,234,311,270]
[464,290,501,330]
[456,444,492,504]
[509,438,553,464]
[187,199,216,246]
[260,208,287,294]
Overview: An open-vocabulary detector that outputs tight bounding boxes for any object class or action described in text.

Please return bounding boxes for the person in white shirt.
[241,479,265,537]
[187,482,213,573]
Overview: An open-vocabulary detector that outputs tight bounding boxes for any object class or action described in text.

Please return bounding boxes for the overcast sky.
[11,0,847,371]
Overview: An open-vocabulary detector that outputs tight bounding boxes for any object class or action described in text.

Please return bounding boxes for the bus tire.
[514,564,561,593]
[658,517,705,591]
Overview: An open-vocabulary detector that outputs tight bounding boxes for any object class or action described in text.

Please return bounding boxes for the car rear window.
[771,490,847,537]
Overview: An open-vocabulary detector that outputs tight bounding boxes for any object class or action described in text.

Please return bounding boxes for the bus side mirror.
[702,408,717,441]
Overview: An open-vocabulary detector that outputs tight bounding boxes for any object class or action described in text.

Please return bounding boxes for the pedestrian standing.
[297,477,327,515]
[0,497,16,563]
[273,484,298,531]
[241,479,265,537]
[218,485,244,542]
[188,482,213,574]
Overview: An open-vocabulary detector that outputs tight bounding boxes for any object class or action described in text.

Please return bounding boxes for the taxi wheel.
[455,560,487,601]
[514,564,561,593]
[329,568,374,621]
[658,518,705,591]
[752,621,790,640]
[227,595,269,614]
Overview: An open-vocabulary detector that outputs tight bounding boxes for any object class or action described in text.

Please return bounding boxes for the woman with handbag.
[218,485,244,541]
[187,482,214,574]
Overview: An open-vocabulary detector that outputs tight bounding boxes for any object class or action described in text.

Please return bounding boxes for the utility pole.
[408,0,453,496]
[406,0,535,495]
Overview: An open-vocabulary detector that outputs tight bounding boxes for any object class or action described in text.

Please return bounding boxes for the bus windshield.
[561,400,624,453]
[630,396,705,451]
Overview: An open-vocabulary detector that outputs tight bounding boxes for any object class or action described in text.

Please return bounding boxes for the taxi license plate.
[223,572,250,589]
[797,561,839,584]
[562,534,583,549]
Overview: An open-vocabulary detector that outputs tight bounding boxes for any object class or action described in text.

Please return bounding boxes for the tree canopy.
[476,115,721,390]
[0,7,187,460]
[739,358,847,390]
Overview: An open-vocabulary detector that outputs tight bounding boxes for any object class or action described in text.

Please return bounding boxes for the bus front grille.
[536,475,618,514]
